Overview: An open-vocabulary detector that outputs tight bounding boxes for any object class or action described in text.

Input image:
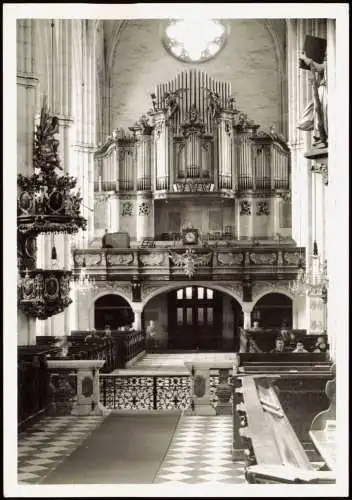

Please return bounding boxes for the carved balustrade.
[72,246,305,282]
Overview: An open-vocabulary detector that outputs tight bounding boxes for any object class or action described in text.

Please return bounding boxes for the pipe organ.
[94,69,291,243]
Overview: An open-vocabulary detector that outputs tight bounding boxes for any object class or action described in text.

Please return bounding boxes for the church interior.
[6,7,349,493]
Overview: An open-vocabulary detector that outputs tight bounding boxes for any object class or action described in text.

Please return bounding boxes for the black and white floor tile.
[154,415,246,484]
[18,415,106,484]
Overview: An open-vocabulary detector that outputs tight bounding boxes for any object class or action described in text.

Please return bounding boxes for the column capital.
[242,303,254,314]
[17,73,39,88]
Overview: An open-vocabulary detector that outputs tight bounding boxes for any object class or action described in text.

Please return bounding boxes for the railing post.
[153,376,157,410]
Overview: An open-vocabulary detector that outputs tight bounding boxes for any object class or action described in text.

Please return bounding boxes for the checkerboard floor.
[18,415,106,485]
[153,415,246,484]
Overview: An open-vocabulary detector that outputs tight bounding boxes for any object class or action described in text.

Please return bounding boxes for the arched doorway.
[94,294,134,330]
[251,293,293,328]
[165,286,243,351]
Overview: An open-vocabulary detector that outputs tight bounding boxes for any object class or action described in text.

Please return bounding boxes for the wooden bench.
[237,375,335,483]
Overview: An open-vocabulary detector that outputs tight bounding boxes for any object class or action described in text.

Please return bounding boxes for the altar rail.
[99,373,228,411]
[72,246,305,280]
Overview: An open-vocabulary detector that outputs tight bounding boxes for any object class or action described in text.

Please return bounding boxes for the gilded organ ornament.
[256,201,270,216]
[138,201,151,216]
[240,200,252,216]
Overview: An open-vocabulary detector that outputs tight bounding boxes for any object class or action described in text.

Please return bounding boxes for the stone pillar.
[17,19,39,346]
[287,19,328,336]
[132,309,142,332]
[236,198,253,240]
[184,362,216,416]
[136,193,154,243]
[47,359,109,416]
[325,19,337,360]
[242,303,254,329]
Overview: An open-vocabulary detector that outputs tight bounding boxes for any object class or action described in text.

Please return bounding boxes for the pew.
[240,328,329,354]
[232,356,336,483]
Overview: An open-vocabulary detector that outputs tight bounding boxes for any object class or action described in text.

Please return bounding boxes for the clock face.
[185,231,196,243]
[183,229,197,244]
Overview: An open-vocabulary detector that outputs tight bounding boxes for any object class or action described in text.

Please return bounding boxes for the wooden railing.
[18,346,55,429]
[37,330,146,372]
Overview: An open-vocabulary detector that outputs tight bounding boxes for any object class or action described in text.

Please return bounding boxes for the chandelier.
[74,258,95,295]
[162,19,227,63]
[289,257,307,296]
[305,242,329,297]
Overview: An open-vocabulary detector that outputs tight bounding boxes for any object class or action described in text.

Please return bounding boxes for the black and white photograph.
[3,3,349,497]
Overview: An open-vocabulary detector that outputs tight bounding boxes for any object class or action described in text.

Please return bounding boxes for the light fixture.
[162,19,227,63]
[74,257,95,295]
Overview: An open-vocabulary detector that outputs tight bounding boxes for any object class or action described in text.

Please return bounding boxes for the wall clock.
[182,228,198,245]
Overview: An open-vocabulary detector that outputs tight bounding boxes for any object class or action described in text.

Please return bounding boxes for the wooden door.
[168,286,222,350]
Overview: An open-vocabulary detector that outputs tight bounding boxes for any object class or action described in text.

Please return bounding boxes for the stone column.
[132,309,142,332]
[136,193,154,244]
[325,19,337,360]
[17,19,40,345]
[242,303,254,330]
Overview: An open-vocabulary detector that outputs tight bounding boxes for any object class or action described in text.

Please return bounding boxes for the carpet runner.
[40,412,181,484]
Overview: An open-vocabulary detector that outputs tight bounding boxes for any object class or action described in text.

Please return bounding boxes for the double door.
[168,286,222,350]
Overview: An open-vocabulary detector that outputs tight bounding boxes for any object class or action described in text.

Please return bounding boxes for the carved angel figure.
[163,89,185,122]
[204,88,222,119]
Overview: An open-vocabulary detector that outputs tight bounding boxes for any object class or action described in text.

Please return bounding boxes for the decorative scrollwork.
[283,251,305,265]
[18,269,73,320]
[217,252,244,266]
[139,253,166,266]
[105,253,134,266]
[249,252,277,265]
[240,200,251,216]
[121,201,133,216]
[137,201,151,216]
[256,201,270,216]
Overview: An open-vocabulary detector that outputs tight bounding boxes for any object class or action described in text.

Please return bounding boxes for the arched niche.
[251,292,293,328]
[94,293,134,330]
[143,284,243,351]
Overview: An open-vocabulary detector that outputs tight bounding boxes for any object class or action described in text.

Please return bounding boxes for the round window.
[162,19,228,63]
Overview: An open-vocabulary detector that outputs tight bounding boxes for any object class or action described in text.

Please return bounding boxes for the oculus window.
[162,19,227,63]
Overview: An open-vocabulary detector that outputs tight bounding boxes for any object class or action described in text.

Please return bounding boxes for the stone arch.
[89,290,134,328]
[91,291,134,329]
[141,281,244,310]
[252,288,294,307]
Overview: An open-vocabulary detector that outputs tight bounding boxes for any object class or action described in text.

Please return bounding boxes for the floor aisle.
[154,416,246,484]
[18,413,246,485]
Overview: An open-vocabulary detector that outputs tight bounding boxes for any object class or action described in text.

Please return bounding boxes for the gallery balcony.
[72,244,305,282]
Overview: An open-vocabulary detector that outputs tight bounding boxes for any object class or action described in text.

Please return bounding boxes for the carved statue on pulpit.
[33,95,62,171]
[297,36,328,148]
